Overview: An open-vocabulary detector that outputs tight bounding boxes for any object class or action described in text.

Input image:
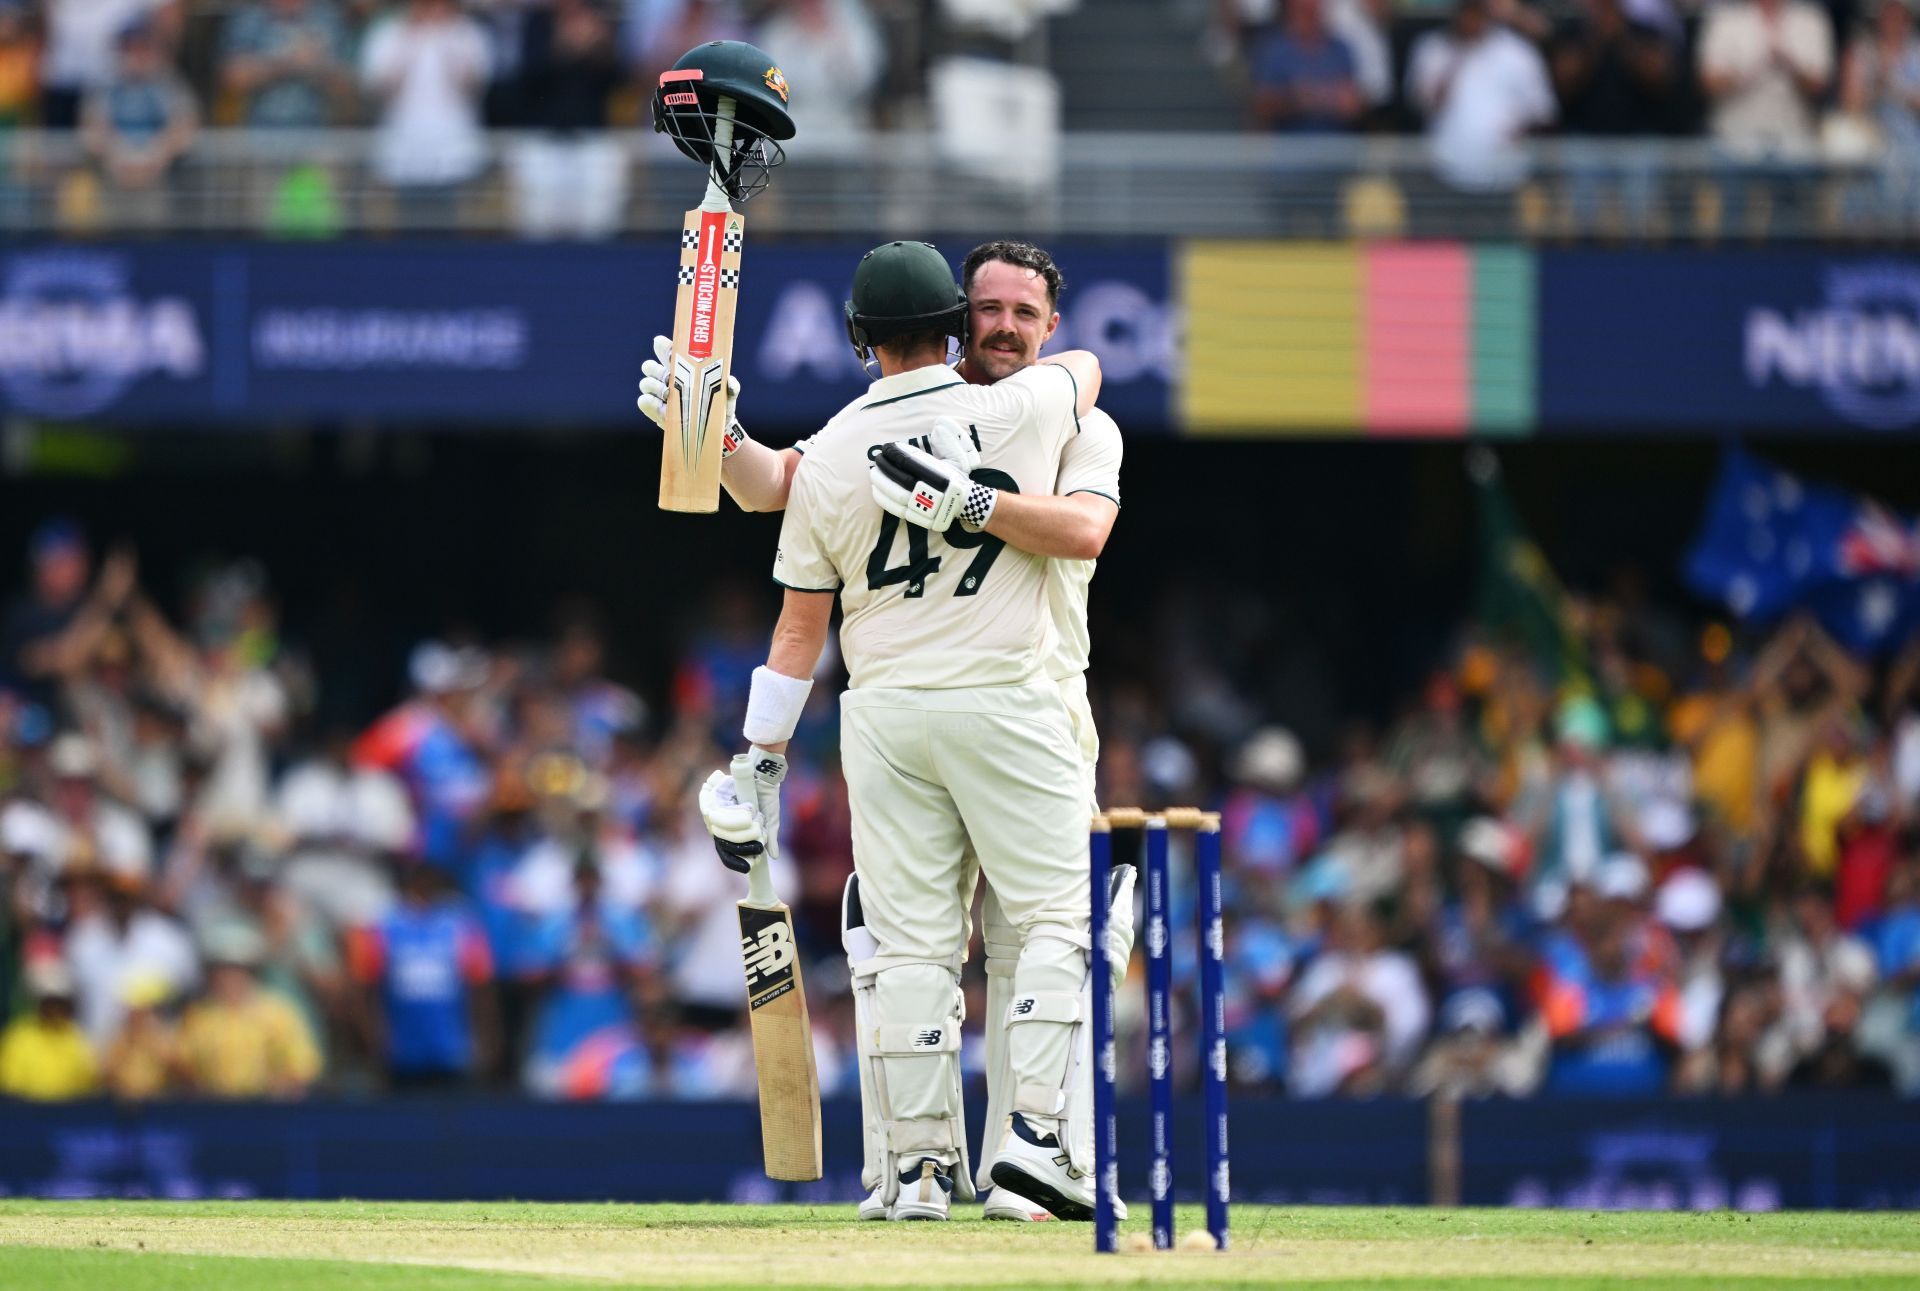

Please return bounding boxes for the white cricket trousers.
[840,681,1091,959]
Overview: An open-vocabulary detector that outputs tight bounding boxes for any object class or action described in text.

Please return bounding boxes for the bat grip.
[703,95,738,210]
[733,751,778,907]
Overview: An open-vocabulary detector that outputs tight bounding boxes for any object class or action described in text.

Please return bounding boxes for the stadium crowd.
[4,512,1920,1106]
[0,0,1915,231]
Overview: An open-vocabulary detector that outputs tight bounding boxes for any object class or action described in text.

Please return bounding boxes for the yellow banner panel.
[1180,242,1361,435]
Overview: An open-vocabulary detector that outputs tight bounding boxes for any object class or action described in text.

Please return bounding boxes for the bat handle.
[733,751,778,907]
[703,94,738,211]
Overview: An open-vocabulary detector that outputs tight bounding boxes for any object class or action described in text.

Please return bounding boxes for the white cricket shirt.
[774,362,1080,690]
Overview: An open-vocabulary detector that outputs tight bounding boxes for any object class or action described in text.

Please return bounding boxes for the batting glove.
[927,416,980,476]
[699,767,765,873]
[638,334,748,457]
[871,441,998,534]
[732,747,787,862]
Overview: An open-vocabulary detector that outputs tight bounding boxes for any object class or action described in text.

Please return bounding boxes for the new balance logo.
[1012,997,1035,1017]
[741,920,796,988]
[913,1029,943,1048]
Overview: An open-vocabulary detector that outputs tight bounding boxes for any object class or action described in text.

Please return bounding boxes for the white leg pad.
[1007,922,1089,1147]
[871,961,969,1205]
[842,874,883,1195]
[978,885,1021,1193]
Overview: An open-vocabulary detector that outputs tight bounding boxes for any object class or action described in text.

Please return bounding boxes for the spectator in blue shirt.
[520,855,657,1099]
[348,864,498,1089]
[219,0,353,129]
[1250,0,1363,132]
[80,20,198,226]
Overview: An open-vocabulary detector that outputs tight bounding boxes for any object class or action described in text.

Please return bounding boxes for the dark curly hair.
[961,240,1065,311]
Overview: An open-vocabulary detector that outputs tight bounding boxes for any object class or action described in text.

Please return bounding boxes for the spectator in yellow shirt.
[102,973,189,1101]
[179,927,320,1099]
[0,961,98,1100]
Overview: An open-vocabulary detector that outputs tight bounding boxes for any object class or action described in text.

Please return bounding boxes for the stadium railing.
[0,129,1901,240]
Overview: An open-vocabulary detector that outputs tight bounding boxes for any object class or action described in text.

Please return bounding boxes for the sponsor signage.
[0,242,1173,430]
[1538,250,1920,433]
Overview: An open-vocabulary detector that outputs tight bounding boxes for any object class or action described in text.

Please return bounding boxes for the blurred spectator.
[1656,867,1727,1058]
[1407,0,1558,190]
[755,0,881,147]
[38,0,177,128]
[1761,885,1877,1082]
[520,855,658,1097]
[1539,900,1680,1094]
[1287,905,1430,1096]
[276,732,412,929]
[0,1,39,127]
[353,641,492,866]
[79,19,199,228]
[1249,0,1364,132]
[179,926,320,1097]
[624,0,748,82]
[220,0,354,127]
[360,0,493,226]
[0,960,97,1099]
[1551,0,1678,137]
[1787,988,1894,1087]
[64,866,198,1048]
[100,973,186,1099]
[1838,0,1920,211]
[1699,0,1835,158]
[506,0,627,239]
[348,863,497,1088]
[1515,696,1637,904]
[1406,986,1536,1097]
[1,523,134,711]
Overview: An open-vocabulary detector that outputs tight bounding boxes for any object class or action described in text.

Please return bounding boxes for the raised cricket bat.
[658,90,747,513]
[732,754,823,1181]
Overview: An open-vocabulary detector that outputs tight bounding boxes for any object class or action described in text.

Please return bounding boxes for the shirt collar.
[861,363,966,409]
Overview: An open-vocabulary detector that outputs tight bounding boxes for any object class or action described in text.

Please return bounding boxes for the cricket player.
[640,241,1128,1223]
[693,239,1106,1223]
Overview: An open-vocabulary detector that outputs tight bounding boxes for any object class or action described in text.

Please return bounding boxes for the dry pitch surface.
[1,1201,1917,1289]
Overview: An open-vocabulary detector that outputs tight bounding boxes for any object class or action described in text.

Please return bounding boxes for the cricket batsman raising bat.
[651,40,794,513]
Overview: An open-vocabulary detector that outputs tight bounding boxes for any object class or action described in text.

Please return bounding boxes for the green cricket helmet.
[654,40,795,201]
[844,241,968,359]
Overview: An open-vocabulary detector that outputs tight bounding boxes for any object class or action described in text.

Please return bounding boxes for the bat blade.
[659,205,744,513]
[738,898,823,1181]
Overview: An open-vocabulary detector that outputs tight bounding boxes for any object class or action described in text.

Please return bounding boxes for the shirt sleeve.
[1000,362,1081,433]
[771,458,842,592]
[1055,407,1122,504]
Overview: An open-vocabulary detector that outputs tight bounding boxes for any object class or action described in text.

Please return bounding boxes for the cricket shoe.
[983,1184,1054,1222]
[989,1113,1094,1221]
[858,1185,890,1221]
[889,1158,953,1221]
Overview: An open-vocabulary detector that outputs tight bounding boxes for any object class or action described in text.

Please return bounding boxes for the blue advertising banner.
[0,242,1173,430]
[1539,250,1920,434]
[3,1094,1915,1208]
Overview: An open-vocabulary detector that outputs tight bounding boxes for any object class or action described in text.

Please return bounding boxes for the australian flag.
[1685,449,1920,656]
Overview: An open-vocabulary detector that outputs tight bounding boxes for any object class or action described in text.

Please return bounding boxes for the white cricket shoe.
[982,1184,1053,1222]
[858,1185,890,1221]
[989,1113,1094,1221]
[889,1158,953,1221]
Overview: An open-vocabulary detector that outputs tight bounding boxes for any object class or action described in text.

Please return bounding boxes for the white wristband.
[743,665,813,745]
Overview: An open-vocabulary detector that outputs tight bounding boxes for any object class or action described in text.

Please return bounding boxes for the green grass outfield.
[0,1201,1917,1289]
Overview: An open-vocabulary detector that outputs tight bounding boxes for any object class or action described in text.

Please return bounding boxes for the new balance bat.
[732,757,822,1181]
[658,154,745,512]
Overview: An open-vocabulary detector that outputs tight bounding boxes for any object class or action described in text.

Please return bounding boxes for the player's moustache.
[983,331,1022,352]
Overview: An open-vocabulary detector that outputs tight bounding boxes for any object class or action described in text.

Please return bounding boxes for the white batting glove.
[1104,864,1137,991]
[871,440,998,534]
[638,334,748,457]
[731,747,787,861]
[927,416,979,476]
[698,766,766,874]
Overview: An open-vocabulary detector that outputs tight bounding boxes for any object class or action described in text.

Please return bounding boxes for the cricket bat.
[658,97,746,513]
[732,754,823,1181]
